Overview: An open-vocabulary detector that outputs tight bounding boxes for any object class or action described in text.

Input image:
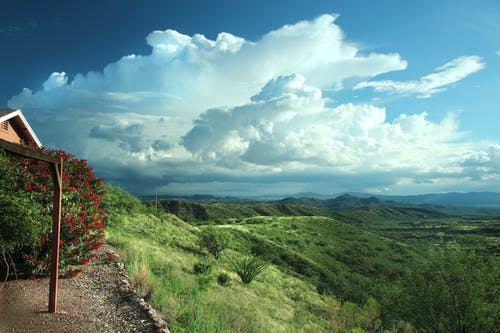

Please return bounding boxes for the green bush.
[199,226,231,259]
[324,296,382,332]
[101,184,146,226]
[227,254,267,284]
[193,262,211,274]
[0,148,107,278]
[217,272,230,286]
[384,250,499,332]
[0,151,47,278]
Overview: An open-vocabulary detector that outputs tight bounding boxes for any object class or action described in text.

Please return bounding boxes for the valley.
[103,188,499,332]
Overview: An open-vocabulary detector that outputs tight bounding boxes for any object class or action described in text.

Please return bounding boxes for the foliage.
[1,148,106,278]
[0,151,42,253]
[104,189,499,332]
[1,151,43,279]
[217,272,230,286]
[107,212,330,332]
[333,207,500,255]
[199,226,231,259]
[324,296,382,332]
[383,249,499,332]
[227,254,268,284]
[101,184,147,226]
[225,216,417,303]
[193,261,211,274]
[151,199,331,224]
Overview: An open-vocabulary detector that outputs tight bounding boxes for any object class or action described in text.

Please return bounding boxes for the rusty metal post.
[48,157,63,313]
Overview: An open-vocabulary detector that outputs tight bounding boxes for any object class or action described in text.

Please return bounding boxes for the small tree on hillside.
[199,226,231,259]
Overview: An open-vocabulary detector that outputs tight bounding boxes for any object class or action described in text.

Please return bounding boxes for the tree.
[199,226,231,259]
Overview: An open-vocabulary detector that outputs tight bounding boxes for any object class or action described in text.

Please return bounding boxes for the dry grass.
[132,260,153,299]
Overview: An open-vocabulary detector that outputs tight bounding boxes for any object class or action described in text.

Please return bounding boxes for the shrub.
[227,255,267,284]
[193,261,211,274]
[384,250,499,332]
[217,272,230,286]
[101,184,146,225]
[324,296,382,332]
[1,151,44,279]
[199,226,231,259]
[1,148,107,278]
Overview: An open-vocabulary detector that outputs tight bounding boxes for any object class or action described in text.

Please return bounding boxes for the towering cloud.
[183,73,470,173]
[6,15,496,195]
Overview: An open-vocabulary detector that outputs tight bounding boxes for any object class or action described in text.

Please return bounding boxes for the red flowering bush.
[1,148,106,278]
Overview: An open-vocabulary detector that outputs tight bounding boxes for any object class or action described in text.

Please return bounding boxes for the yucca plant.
[227,255,268,284]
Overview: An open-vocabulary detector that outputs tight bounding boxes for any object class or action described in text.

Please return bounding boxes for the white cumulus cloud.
[354,56,485,98]
[7,14,407,163]
[5,15,496,195]
[183,74,470,176]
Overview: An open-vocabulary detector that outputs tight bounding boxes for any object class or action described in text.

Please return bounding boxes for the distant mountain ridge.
[275,193,500,216]
[367,191,500,207]
[141,191,500,207]
[141,192,500,216]
[275,194,395,211]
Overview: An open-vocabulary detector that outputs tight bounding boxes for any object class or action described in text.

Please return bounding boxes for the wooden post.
[48,158,63,313]
[0,139,65,313]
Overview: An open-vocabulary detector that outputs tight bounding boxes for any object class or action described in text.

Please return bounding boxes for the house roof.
[0,108,42,147]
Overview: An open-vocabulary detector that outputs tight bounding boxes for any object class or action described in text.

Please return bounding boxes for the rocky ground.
[0,244,169,333]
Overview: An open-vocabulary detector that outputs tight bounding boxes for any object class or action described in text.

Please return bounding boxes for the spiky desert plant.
[227,255,267,284]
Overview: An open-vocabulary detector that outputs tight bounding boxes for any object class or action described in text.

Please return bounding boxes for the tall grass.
[106,211,404,332]
[105,213,334,332]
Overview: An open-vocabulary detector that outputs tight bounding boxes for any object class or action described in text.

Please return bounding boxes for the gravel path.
[0,245,168,333]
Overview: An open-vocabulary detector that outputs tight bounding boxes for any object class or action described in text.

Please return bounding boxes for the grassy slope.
[106,213,332,332]
[106,207,425,332]
[104,188,498,332]
[219,216,418,303]
[106,209,420,332]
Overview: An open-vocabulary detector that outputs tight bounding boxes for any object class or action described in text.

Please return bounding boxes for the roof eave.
[0,109,43,148]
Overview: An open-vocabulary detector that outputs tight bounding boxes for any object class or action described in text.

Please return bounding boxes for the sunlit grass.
[106,213,336,332]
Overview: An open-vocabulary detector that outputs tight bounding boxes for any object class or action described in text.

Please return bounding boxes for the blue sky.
[1,0,499,196]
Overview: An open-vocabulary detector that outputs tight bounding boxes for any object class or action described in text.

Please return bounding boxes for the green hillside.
[218,215,418,303]
[145,199,332,223]
[104,188,499,332]
[107,213,344,332]
[333,207,500,255]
